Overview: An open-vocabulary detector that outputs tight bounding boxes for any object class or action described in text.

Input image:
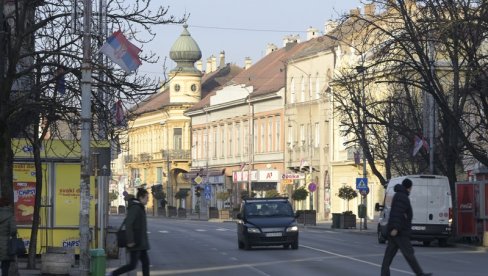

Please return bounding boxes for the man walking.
[381,178,432,276]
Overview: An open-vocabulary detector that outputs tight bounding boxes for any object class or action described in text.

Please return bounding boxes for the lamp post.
[355,64,367,230]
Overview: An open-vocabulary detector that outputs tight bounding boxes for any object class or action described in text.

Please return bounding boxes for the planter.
[219,209,231,220]
[331,213,342,228]
[340,214,357,229]
[296,210,317,226]
[209,207,219,219]
[178,208,187,218]
[167,206,177,217]
[232,209,240,219]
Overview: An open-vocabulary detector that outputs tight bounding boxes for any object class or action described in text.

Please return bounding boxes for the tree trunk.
[27,135,43,268]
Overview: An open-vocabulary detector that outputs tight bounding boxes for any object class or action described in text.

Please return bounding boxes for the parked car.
[236,197,299,250]
[375,175,452,246]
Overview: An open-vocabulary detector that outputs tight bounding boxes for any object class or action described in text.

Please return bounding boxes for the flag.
[240,163,247,171]
[299,159,308,171]
[99,31,142,73]
[55,67,66,94]
[112,100,125,126]
[413,135,429,156]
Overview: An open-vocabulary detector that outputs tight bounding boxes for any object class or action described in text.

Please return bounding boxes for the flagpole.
[428,37,435,174]
[79,0,93,274]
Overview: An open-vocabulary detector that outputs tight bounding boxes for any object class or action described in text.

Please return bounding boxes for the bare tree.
[1,0,186,269]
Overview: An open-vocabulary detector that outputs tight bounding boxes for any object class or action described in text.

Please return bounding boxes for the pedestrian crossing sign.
[356,178,368,190]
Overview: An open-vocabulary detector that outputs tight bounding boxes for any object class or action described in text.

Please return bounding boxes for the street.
[108,216,488,276]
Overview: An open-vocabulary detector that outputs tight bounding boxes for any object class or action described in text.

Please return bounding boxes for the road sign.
[356,178,368,191]
[308,182,317,192]
[360,187,370,196]
[204,184,211,199]
[194,175,203,185]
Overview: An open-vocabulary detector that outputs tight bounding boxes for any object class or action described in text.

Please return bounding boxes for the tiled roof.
[131,63,243,115]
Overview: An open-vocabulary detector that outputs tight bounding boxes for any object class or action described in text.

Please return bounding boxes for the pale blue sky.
[137,0,361,79]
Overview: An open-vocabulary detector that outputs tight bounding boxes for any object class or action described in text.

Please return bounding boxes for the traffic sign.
[356,178,368,191]
[308,182,317,192]
[360,187,370,196]
[204,184,211,199]
[194,175,203,185]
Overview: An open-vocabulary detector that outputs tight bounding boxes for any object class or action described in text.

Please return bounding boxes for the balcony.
[162,150,191,160]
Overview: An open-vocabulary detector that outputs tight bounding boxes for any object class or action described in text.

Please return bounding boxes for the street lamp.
[355,64,367,230]
[160,120,171,207]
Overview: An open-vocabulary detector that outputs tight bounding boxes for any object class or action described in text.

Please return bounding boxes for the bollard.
[483,232,488,247]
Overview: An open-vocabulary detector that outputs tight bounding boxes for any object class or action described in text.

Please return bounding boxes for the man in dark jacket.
[109,188,150,276]
[381,178,432,276]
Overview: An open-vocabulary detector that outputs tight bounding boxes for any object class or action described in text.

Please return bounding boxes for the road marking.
[216,228,231,231]
[300,245,414,275]
[158,230,169,233]
[246,265,271,276]
[195,229,207,232]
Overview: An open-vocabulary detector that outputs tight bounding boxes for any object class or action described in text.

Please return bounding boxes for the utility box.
[90,248,106,276]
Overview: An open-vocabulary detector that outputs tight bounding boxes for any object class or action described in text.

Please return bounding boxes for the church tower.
[168,24,202,103]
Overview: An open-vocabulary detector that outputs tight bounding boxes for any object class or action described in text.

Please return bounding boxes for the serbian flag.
[113,100,125,126]
[99,31,142,73]
[413,135,429,156]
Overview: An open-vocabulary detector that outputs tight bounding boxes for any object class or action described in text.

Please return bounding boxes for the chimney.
[196,60,203,72]
[364,4,375,18]
[306,27,319,40]
[211,55,217,72]
[219,51,225,69]
[350,7,360,17]
[206,57,212,73]
[266,43,278,55]
[283,34,300,47]
[324,20,338,34]
[244,57,252,70]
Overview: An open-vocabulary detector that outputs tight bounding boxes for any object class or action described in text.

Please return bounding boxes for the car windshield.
[245,201,293,217]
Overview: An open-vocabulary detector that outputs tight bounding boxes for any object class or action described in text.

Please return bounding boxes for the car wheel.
[283,244,290,249]
[291,240,299,250]
[377,230,386,244]
[238,240,244,249]
[423,240,431,246]
[438,238,448,247]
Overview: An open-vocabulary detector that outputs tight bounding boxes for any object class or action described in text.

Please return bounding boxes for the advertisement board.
[456,182,477,237]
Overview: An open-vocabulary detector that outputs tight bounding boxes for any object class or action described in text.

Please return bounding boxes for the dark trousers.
[1,261,10,276]
[112,250,150,276]
[381,234,424,276]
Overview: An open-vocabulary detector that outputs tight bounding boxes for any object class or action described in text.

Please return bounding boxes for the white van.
[375,175,452,246]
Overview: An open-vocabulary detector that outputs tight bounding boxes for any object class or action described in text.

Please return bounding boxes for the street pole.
[308,74,313,211]
[247,93,253,198]
[356,64,367,231]
[428,38,435,174]
[79,0,93,274]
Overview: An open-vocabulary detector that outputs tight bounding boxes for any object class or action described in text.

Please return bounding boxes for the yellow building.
[125,25,242,213]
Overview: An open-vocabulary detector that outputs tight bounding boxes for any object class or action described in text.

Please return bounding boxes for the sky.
[136,0,361,79]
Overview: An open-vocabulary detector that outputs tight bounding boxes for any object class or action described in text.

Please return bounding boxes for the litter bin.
[331,213,341,228]
[90,248,106,276]
[358,204,366,219]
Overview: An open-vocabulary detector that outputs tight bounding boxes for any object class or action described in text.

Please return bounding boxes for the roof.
[131,63,243,115]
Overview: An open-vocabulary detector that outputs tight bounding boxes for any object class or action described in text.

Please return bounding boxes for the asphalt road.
[108,216,488,276]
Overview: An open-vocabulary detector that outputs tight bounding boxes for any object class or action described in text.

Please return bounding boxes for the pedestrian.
[0,197,17,276]
[108,188,150,276]
[381,178,432,276]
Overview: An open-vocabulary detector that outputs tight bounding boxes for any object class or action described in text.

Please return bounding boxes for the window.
[268,119,273,152]
[213,128,217,158]
[261,123,265,152]
[221,126,225,157]
[301,77,305,102]
[309,77,313,101]
[315,122,320,148]
[174,84,180,92]
[228,124,233,157]
[315,74,321,99]
[156,167,163,184]
[173,128,182,150]
[236,123,241,156]
[208,127,213,158]
[254,120,258,154]
[192,130,197,160]
[300,124,305,146]
[290,78,296,104]
[288,125,293,148]
[276,118,281,151]
[244,121,249,155]
[203,130,207,160]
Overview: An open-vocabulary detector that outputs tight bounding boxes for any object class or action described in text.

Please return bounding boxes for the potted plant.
[292,186,310,224]
[265,189,281,198]
[216,191,231,219]
[337,186,358,228]
[109,191,118,214]
[175,190,189,218]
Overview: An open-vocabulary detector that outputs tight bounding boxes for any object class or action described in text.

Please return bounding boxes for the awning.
[183,168,225,179]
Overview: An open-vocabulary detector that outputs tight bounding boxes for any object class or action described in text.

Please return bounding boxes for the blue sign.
[204,184,211,199]
[356,178,368,191]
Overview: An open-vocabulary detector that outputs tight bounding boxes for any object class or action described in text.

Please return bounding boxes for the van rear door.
[409,180,428,225]
[427,179,450,225]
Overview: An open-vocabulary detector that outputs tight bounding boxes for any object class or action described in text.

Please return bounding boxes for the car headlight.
[286,225,298,232]
[247,227,260,233]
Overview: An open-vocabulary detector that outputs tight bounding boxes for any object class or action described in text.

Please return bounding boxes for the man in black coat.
[381,178,432,276]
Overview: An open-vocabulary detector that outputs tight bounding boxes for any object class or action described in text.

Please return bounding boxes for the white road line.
[158,230,169,233]
[247,265,271,276]
[195,229,207,232]
[300,244,414,275]
[216,228,230,231]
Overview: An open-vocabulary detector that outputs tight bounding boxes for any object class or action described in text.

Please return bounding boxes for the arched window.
[290,78,296,104]
[315,73,321,99]
[300,76,306,102]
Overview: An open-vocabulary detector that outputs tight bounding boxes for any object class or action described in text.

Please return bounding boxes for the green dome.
[169,24,202,73]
